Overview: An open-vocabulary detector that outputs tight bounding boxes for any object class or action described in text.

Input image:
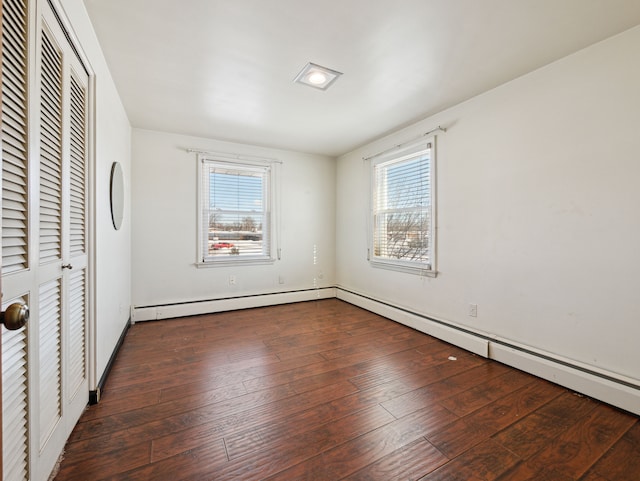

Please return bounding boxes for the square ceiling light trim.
[294,62,343,90]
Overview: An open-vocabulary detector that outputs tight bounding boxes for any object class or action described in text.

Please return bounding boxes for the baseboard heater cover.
[132,287,336,322]
[489,343,640,416]
[335,287,640,416]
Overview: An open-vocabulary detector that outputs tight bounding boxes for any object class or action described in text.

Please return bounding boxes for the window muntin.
[199,157,274,265]
[371,140,435,275]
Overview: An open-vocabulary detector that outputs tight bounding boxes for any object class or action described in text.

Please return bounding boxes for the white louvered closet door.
[1,0,90,480]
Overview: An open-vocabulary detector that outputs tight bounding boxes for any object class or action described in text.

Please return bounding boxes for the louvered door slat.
[69,73,86,255]
[1,112,27,147]
[2,0,29,274]
[1,73,27,112]
[68,269,86,394]
[3,157,27,179]
[39,29,64,264]
[3,81,26,111]
[2,296,30,481]
[2,139,27,167]
[39,279,63,447]
[39,162,62,180]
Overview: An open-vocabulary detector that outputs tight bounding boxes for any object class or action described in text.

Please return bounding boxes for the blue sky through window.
[209,171,263,213]
[378,152,430,210]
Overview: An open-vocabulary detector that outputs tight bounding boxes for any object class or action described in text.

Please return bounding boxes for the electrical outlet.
[229,275,236,286]
[469,303,478,317]
[278,275,285,284]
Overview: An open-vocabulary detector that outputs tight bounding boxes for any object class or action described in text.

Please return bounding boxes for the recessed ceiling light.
[294,62,342,90]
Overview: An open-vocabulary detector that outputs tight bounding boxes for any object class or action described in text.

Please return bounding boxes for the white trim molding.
[132,288,336,322]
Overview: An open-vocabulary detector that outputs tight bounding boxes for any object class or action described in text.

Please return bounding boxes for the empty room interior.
[1,0,640,480]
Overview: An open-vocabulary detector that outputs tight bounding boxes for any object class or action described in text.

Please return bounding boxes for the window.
[198,155,276,266]
[370,139,436,275]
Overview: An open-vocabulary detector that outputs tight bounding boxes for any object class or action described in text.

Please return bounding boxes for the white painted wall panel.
[131,129,336,310]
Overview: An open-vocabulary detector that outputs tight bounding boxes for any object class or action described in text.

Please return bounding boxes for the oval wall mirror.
[110,161,124,230]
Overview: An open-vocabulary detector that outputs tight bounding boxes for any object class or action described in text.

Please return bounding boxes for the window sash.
[371,141,434,273]
[200,158,272,263]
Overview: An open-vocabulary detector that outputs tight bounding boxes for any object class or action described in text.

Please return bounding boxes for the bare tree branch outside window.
[373,146,432,266]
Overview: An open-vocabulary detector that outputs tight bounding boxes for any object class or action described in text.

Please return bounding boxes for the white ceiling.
[82,0,640,157]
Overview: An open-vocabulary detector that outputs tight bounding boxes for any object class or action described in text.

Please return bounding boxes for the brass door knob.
[1,303,29,330]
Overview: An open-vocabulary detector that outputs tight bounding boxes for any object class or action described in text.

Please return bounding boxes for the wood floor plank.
[138,404,395,481]
[526,403,637,479]
[588,421,640,480]
[320,326,437,361]
[579,473,610,481]
[262,406,455,481]
[100,351,325,403]
[80,387,164,421]
[242,342,437,393]
[70,380,300,443]
[103,439,229,481]
[53,440,152,481]
[283,340,460,395]
[380,361,512,418]
[494,460,574,481]
[438,369,537,417]
[150,379,358,462]
[222,384,406,460]
[63,384,292,467]
[463,379,565,433]
[427,380,563,460]
[417,438,521,481]
[52,299,639,481]
[492,391,598,460]
[274,323,402,361]
[222,367,458,464]
[425,417,495,459]
[345,343,478,392]
[343,438,447,481]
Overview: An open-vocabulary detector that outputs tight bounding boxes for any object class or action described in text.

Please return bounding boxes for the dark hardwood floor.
[54,299,639,480]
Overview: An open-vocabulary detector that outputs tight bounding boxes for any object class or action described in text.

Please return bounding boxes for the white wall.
[337,27,640,396]
[131,129,335,317]
[59,0,132,384]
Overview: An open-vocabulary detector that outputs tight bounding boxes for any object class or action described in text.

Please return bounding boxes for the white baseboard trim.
[490,343,640,416]
[336,288,489,358]
[132,287,336,322]
[336,287,640,416]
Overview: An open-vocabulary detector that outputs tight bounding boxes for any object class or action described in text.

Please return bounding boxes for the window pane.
[372,144,433,269]
[203,162,270,260]
[376,154,430,211]
[374,210,431,262]
[210,171,263,211]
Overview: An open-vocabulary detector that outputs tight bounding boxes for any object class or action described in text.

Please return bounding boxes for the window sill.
[370,258,436,277]
[196,257,275,268]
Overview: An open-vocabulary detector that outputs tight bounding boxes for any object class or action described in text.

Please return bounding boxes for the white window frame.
[196,153,278,267]
[369,137,436,276]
